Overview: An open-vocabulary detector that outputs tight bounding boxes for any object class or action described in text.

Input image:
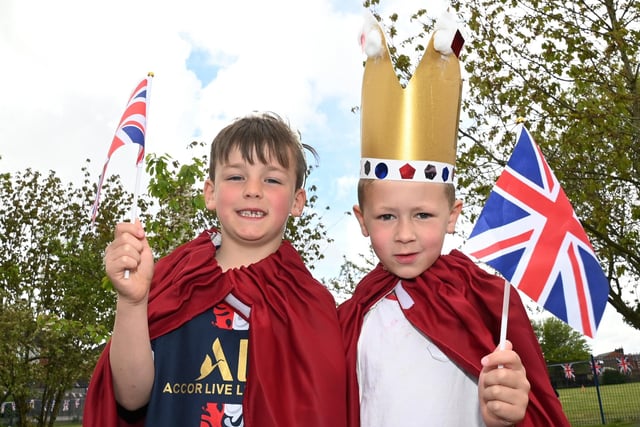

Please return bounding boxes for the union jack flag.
[590,360,603,376]
[90,75,152,224]
[617,356,632,375]
[464,124,609,338]
[563,363,575,380]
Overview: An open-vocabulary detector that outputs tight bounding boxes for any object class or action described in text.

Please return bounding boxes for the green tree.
[363,0,640,330]
[324,247,378,303]
[0,166,123,427]
[143,141,216,257]
[532,317,591,364]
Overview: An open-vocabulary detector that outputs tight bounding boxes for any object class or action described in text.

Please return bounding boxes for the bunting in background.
[563,363,575,380]
[617,356,632,375]
[590,359,603,376]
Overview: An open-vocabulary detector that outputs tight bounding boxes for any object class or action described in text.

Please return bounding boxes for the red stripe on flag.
[533,142,556,193]
[568,243,593,337]
[470,230,534,259]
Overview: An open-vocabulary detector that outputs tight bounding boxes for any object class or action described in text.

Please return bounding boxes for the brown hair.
[356,179,456,211]
[208,112,317,189]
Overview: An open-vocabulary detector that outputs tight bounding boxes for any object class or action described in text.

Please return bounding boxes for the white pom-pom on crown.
[360,11,384,58]
[433,10,459,55]
[360,9,462,59]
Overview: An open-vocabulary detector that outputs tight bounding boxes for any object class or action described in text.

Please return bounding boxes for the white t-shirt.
[357,282,485,427]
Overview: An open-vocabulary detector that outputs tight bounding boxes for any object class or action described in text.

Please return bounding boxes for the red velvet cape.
[84,230,347,427]
[338,250,570,427]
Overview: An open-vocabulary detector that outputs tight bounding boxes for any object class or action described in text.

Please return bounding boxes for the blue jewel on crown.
[375,162,389,179]
[441,167,450,182]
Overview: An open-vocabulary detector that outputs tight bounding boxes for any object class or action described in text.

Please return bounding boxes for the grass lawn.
[580,423,640,427]
[581,424,640,427]
[559,382,640,426]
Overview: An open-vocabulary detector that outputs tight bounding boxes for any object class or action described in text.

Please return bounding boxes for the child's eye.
[416,212,432,219]
[265,177,282,184]
[378,214,395,221]
[227,175,244,181]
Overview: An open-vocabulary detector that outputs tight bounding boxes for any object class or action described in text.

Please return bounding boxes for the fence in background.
[550,354,640,425]
[0,392,85,426]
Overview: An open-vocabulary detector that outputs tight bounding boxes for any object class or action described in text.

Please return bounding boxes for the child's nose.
[395,218,415,242]
[243,178,263,198]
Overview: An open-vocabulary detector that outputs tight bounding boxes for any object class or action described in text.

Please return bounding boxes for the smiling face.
[205,146,305,267]
[353,180,462,279]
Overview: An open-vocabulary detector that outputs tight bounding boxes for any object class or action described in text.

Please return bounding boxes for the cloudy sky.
[1,0,638,356]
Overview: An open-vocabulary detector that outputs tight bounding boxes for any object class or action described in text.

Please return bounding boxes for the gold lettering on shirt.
[196,338,232,381]
[163,382,245,396]
[163,382,172,393]
[237,339,248,382]
[162,382,204,394]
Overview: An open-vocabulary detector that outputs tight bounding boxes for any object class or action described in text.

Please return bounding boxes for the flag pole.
[124,163,143,279]
[499,279,510,351]
[129,163,144,223]
[124,72,154,279]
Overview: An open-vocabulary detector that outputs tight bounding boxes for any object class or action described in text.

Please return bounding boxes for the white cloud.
[335,174,358,202]
[0,0,363,182]
[586,305,640,355]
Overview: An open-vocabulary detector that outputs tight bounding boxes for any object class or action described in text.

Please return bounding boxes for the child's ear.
[352,204,370,237]
[204,179,216,211]
[447,199,463,233]
[290,188,306,217]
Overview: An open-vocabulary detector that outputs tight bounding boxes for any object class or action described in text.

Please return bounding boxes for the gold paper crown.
[360,14,464,183]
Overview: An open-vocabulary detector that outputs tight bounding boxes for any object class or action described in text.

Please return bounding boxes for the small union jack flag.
[590,360,603,376]
[464,124,609,338]
[90,75,152,224]
[617,356,632,375]
[106,78,149,165]
[563,363,575,380]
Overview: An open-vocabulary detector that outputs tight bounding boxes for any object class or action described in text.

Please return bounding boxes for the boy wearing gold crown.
[337,13,570,427]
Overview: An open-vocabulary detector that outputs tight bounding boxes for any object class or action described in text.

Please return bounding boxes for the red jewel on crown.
[399,163,416,180]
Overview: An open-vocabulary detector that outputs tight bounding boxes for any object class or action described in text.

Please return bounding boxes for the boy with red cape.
[338,12,570,427]
[84,113,348,427]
